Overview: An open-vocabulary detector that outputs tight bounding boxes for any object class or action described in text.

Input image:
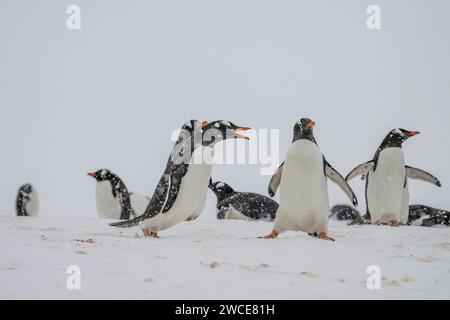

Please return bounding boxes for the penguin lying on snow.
[345,128,441,226]
[88,169,150,220]
[209,179,278,221]
[16,184,39,217]
[330,204,449,227]
[261,118,358,241]
[110,120,251,238]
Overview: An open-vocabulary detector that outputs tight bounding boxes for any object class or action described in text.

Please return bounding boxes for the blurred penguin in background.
[16,184,39,217]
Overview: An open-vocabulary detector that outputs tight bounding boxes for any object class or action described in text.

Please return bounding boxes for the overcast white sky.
[1,0,449,217]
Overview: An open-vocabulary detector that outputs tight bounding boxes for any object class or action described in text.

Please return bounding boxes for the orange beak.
[233,127,251,140]
[306,121,316,127]
[87,172,96,178]
[199,121,208,127]
[407,131,420,136]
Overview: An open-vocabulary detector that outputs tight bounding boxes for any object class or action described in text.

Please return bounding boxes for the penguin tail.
[109,215,143,228]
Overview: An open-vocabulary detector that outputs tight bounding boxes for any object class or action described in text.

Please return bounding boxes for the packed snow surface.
[1,216,449,299]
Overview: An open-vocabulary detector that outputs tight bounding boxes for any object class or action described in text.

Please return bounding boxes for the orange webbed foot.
[259,231,279,239]
[318,232,335,241]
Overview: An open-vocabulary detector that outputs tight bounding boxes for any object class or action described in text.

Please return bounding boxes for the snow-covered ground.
[1,215,449,299]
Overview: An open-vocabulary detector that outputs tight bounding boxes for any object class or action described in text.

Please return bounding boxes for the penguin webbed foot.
[310,232,335,241]
[259,231,279,239]
[390,221,400,227]
[143,229,160,238]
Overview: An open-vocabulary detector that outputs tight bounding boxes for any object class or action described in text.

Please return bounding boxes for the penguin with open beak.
[109,120,251,238]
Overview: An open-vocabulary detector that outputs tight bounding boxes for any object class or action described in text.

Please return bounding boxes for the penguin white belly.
[274,140,329,234]
[25,190,39,217]
[129,193,149,218]
[367,148,406,224]
[96,181,121,219]
[143,146,214,231]
[224,207,251,221]
[186,193,206,221]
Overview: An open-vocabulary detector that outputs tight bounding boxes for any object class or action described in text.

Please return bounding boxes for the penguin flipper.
[405,166,441,187]
[325,162,358,206]
[161,164,188,213]
[268,162,284,197]
[345,161,374,181]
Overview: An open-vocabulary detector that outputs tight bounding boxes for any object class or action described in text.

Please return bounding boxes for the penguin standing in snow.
[16,184,39,217]
[110,120,251,238]
[261,118,358,240]
[345,129,441,226]
[87,169,149,220]
[209,179,278,221]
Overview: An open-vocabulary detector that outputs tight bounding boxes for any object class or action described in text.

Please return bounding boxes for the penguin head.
[208,179,235,199]
[181,120,208,135]
[202,120,251,147]
[293,118,316,142]
[385,128,420,145]
[18,184,33,199]
[87,169,114,182]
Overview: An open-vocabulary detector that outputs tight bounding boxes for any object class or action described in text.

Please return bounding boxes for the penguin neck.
[378,136,404,150]
[373,139,403,170]
[292,133,317,144]
[213,188,235,202]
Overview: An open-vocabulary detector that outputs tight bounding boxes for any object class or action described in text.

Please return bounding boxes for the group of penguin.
[16,118,449,240]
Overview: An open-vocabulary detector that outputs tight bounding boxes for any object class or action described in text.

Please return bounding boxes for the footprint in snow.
[298,271,318,278]
[200,261,220,269]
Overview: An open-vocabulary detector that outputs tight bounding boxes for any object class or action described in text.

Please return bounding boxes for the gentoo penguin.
[209,179,279,221]
[87,169,149,220]
[16,184,39,217]
[408,205,449,226]
[109,120,251,238]
[261,118,358,240]
[345,129,441,226]
[330,204,449,227]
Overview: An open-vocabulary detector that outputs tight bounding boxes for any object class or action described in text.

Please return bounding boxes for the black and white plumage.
[109,120,251,237]
[262,118,357,240]
[345,129,441,226]
[330,204,449,227]
[16,184,38,217]
[209,179,278,221]
[88,169,148,220]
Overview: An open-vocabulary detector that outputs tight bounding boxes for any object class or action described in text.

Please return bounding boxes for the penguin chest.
[276,140,329,232]
[368,148,406,223]
[25,192,39,217]
[96,181,121,219]
[155,146,213,229]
